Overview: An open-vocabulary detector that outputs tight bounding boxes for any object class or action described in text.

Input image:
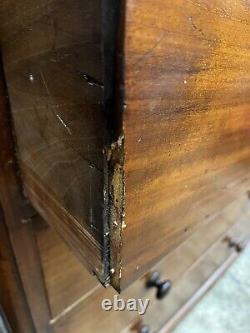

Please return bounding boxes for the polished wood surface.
[2,0,250,292]
[32,190,250,332]
[0,208,34,333]
[1,0,109,283]
[0,58,52,333]
[35,220,98,319]
[52,201,250,333]
[116,0,250,289]
[2,2,250,332]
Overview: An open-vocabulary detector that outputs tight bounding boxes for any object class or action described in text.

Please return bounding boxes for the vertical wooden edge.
[107,136,125,291]
[103,0,127,292]
[0,55,53,333]
[9,222,54,333]
[0,207,35,333]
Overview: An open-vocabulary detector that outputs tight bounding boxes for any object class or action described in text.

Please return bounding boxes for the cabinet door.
[1,0,250,291]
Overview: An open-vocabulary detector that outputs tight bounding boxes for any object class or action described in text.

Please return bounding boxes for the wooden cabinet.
[1,0,108,285]
[1,0,250,332]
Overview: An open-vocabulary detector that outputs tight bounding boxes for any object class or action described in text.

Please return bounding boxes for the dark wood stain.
[35,219,99,319]
[52,204,250,333]
[0,56,52,333]
[0,207,35,333]
[0,0,109,283]
[1,0,250,293]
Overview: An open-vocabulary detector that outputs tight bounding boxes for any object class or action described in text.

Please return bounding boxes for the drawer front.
[52,201,250,333]
[34,221,99,319]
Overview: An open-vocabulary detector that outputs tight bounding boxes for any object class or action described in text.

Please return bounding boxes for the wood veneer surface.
[116,0,250,289]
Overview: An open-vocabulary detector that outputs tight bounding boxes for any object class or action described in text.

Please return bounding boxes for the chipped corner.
[105,134,126,292]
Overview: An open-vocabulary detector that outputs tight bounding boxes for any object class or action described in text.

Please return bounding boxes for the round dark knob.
[146,271,172,299]
[139,325,150,333]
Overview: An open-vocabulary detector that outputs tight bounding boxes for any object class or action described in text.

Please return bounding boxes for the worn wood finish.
[0,56,34,333]
[143,216,250,333]
[8,222,54,333]
[126,255,240,333]
[115,0,250,289]
[118,159,250,289]
[0,0,109,282]
[0,208,35,333]
[158,255,238,333]
[0,58,53,333]
[35,220,99,319]
[2,0,250,292]
[52,202,250,333]
[36,188,250,330]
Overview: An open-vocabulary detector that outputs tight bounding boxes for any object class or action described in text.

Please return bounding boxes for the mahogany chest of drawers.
[1,0,250,332]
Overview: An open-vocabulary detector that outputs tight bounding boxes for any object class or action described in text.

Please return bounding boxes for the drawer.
[51,201,250,333]
[1,0,250,292]
[34,220,99,319]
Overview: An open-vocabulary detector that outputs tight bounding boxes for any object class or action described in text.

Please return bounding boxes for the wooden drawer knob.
[146,271,172,299]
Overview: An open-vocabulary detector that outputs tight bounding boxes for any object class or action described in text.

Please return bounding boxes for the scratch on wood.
[133,32,166,66]
[56,114,72,135]
[188,16,206,37]
[40,71,73,135]
[80,73,104,88]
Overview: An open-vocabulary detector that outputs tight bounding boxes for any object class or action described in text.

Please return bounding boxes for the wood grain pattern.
[32,188,248,331]
[35,220,99,319]
[2,0,250,292]
[0,0,109,283]
[0,207,35,333]
[114,0,250,289]
[52,201,250,333]
[0,57,52,333]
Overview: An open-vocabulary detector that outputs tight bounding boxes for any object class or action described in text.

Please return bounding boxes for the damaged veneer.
[105,135,126,291]
[2,0,250,295]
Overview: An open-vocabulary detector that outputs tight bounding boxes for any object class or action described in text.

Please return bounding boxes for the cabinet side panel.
[1,0,108,279]
[120,0,250,288]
